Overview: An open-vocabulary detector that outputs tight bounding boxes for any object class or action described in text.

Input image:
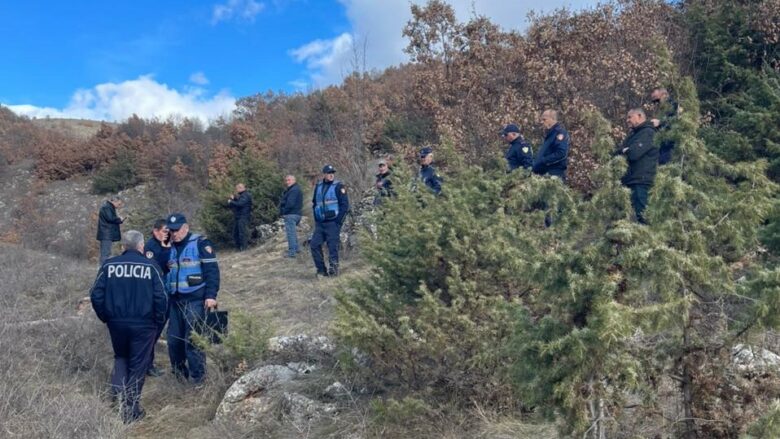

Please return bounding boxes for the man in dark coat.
[144,219,171,377]
[532,110,570,181]
[614,108,659,224]
[501,123,533,172]
[418,147,442,195]
[650,87,680,165]
[373,159,395,205]
[279,175,304,258]
[96,196,125,265]
[227,183,252,251]
[90,230,167,423]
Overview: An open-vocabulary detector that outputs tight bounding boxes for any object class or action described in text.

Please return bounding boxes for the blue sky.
[0,0,591,123]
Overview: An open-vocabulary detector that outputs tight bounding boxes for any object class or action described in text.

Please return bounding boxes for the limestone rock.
[732,344,780,372]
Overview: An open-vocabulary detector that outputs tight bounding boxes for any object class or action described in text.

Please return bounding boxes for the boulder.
[732,344,780,373]
[267,334,335,360]
[281,392,337,425]
[216,363,339,429]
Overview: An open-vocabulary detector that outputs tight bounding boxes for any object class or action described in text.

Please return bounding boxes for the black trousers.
[108,321,157,421]
[233,216,249,250]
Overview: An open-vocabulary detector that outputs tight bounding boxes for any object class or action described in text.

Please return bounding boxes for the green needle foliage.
[335,56,780,437]
[199,151,284,247]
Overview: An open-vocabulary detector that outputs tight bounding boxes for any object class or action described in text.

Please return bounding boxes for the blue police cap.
[419,147,433,157]
[322,164,336,174]
[501,124,521,135]
[166,213,187,230]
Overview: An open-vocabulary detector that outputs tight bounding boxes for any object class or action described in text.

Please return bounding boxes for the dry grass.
[31,118,105,141]
[0,235,557,439]
[216,233,368,336]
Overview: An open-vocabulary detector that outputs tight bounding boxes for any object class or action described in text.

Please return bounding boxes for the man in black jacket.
[96,196,124,265]
[650,87,680,165]
[228,183,252,251]
[90,230,167,423]
[279,175,303,258]
[615,108,659,224]
[144,219,171,377]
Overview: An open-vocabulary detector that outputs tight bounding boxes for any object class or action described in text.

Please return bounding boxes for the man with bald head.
[614,108,658,223]
[227,183,252,251]
[532,110,570,181]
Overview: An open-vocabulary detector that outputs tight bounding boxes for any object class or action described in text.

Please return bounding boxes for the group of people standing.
[498,90,678,223]
[89,87,678,423]
[93,208,220,422]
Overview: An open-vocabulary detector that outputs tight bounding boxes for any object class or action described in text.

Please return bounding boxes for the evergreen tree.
[509,66,778,437]
[199,151,283,247]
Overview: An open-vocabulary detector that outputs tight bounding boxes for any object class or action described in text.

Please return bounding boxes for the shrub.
[91,150,141,194]
[199,151,284,247]
[334,162,576,405]
[193,310,273,377]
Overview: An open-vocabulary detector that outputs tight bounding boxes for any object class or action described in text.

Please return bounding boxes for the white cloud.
[212,0,265,25]
[291,0,593,88]
[5,75,236,125]
[190,71,210,85]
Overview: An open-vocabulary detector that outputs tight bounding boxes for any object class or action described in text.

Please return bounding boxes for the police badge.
[145,251,154,259]
[557,134,565,141]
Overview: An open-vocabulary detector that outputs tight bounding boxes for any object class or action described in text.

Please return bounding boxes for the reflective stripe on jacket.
[167,234,205,294]
[314,180,340,222]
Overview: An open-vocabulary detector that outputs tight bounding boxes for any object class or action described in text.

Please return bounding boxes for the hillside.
[30,118,106,141]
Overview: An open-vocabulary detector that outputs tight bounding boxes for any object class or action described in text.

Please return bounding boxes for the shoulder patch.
[205,246,213,254]
[145,251,154,259]
[340,187,346,194]
[556,133,565,141]
[522,147,529,154]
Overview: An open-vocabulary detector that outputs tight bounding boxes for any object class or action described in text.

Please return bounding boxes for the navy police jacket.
[420,165,442,194]
[90,249,167,326]
[533,123,570,179]
[506,137,533,171]
[144,237,171,275]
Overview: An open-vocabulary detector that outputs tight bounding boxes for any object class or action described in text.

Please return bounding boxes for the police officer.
[418,147,442,194]
[614,108,658,224]
[310,165,349,277]
[144,219,171,377]
[500,123,533,171]
[165,213,220,384]
[650,87,680,165]
[96,196,125,265]
[532,110,570,181]
[90,230,167,423]
[228,183,252,251]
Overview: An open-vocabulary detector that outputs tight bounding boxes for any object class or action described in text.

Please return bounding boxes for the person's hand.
[205,298,217,310]
[651,118,661,128]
